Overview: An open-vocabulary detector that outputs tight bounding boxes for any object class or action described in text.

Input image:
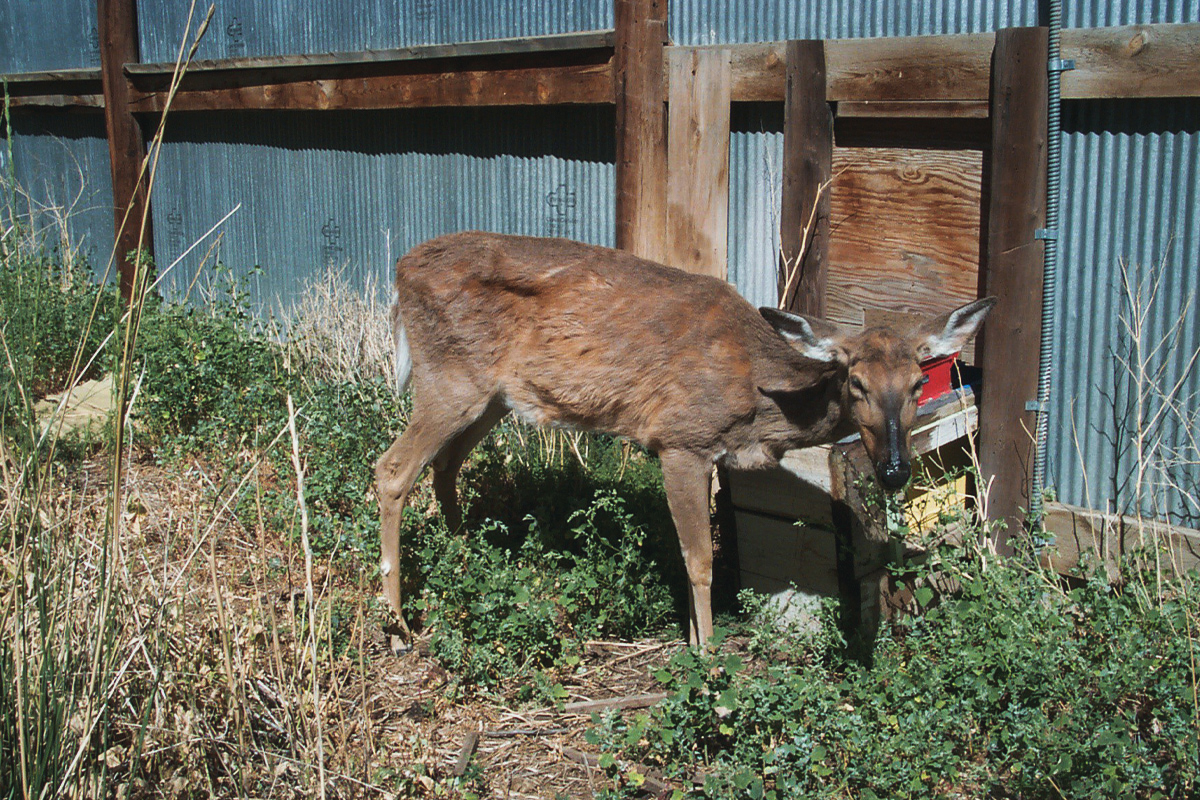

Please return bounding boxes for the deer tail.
[390,294,413,394]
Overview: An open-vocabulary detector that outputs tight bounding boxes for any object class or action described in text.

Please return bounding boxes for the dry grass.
[1,446,687,798]
[278,265,396,390]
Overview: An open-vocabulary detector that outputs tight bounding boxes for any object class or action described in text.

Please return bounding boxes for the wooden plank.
[827,32,995,102]
[826,147,983,357]
[128,60,613,112]
[978,27,1049,554]
[0,68,102,82]
[1041,501,1200,578]
[1061,23,1200,99]
[779,40,831,315]
[687,33,995,103]
[614,0,668,262]
[6,94,105,109]
[729,465,835,528]
[99,0,153,300]
[705,24,1200,102]
[666,47,731,278]
[837,100,989,119]
[126,30,616,75]
[733,511,839,589]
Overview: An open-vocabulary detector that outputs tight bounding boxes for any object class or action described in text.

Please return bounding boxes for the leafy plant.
[592,544,1200,799]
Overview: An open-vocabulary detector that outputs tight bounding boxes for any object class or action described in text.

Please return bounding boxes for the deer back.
[392,232,832,458]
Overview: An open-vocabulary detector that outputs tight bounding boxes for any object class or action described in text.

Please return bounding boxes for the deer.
[374,231,996,650]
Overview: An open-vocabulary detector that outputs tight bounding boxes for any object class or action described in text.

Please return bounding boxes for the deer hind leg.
[374,397,494,650]
[660,449,715,649]
[431,400,509,531]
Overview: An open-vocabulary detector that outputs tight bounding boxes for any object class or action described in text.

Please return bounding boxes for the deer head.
[761,297,997,491]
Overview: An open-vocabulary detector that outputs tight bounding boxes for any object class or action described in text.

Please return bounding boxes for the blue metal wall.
[150,107,615,307]
[4,111,115,278]
[137,0,614,64]
[1048,100,1200,525]
[0,0,101,73]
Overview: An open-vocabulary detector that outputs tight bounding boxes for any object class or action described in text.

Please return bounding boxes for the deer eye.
[849,376,868,397]
[913,375,930,394]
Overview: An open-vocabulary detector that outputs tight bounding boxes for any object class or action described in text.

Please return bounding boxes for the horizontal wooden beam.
[1042,501,1200,578]
[128,59,613,112]
[1061,22,1200,100]
[125,29,614,75]
[837,100,990,118]
[6,23,1198,111]
[685,22,1200,102]
[1,69,104,108]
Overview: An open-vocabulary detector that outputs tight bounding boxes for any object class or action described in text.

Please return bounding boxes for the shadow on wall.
[160,106,617,163]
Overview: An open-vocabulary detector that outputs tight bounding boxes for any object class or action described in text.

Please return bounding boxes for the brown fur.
[374,231,995,649]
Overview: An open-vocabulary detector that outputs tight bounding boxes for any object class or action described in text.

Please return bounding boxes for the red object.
[919,353,959,406]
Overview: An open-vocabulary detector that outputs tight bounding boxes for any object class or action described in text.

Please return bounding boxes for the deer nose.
[877,460,910,491]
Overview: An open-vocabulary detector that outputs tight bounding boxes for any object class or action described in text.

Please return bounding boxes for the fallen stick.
[484,727,569,738]
[452,731,480,777]
[563,692,669,716]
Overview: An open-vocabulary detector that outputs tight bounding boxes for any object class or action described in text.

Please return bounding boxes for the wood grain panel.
[826,147,983,359]
[666,48,731,278]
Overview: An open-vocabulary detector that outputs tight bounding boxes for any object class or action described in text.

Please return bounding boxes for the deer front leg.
[660,449,715,649]
[374,416,461,653]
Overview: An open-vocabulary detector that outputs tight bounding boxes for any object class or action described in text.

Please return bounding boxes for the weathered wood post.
[98,0,153,300]
[779,40,832,316]
[979,26,1049,553]
[614,0,668,263]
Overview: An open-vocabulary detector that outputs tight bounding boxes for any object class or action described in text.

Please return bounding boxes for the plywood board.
[826,147,983,359]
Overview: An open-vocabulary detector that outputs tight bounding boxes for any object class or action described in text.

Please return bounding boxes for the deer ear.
[916,297,997,360]
[760,307,848,364]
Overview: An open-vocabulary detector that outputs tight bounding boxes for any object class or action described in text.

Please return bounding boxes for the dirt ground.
[56,449,699,800]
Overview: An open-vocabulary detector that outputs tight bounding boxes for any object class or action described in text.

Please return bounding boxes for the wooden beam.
[836,100,989,119]
[666,47,731,278]
[1,69,104,108]
[614,0,668,262]
[978,27,1048,553]
[1041,501,1200,578]
[680,22,1200,103]
[99,0,152,300]
[779,40,832,316]
[1061,23,1200,99]
[128,59,614,112]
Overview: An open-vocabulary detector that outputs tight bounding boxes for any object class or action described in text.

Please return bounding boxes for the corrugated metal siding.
[150,107,615,308]
[1062,1,1200,27]
[1047,99,1200,526]
[669,0,1037,45]
[728,104,783,310]
[137,0,614,64]
[4,111,115,278]
[0,0,101,73]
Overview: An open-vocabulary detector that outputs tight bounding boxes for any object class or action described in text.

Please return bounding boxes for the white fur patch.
[393,313,412,393]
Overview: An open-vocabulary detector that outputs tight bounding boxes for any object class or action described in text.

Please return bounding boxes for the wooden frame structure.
[3,1,1198,562]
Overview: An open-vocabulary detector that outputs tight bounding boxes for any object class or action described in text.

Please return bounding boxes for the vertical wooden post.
[614,0,668,263]
[666,47,731,278]
[779,40,832,315]
[98,0,152,300]
[979,27,1048,553]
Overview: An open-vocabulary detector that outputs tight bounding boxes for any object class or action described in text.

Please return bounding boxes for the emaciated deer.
[375,232,995,649]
